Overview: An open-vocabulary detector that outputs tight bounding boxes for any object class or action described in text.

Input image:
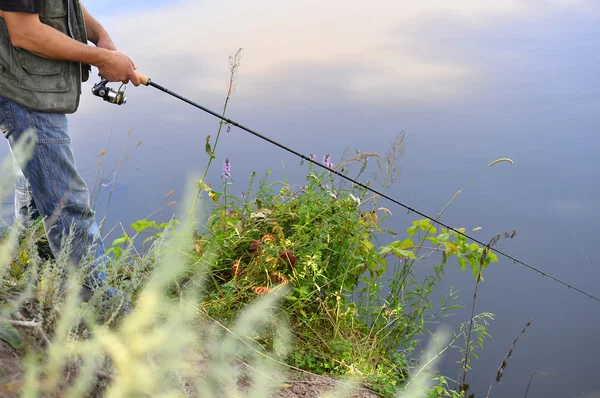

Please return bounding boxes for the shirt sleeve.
[0,0,43,13]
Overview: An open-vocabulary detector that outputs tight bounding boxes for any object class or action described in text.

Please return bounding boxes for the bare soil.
[0,340,22,398]
[275,372,381,398]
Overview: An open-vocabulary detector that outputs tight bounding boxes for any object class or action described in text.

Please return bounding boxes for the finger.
[130,70,140,87]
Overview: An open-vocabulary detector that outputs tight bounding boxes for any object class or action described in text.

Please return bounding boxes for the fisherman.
[0,0,139,300]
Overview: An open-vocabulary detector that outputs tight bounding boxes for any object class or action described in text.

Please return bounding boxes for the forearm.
[81,3,108,45]
[13,21,109,67]
[3,11,139,85]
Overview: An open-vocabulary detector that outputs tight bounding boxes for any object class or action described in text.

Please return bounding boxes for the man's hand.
[97,51,140,86]
[79,3,139,85]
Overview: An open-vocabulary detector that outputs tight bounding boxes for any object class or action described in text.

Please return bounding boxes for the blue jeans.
[0,95,107,290]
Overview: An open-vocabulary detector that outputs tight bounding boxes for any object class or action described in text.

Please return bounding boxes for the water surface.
[2,1,600,396]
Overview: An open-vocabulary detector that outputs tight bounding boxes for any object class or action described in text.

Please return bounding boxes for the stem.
[404,330,463,389]
[523,372,547,398]
[9,319,51,346]
[189,48,242,219]
[487,319,533,398]
[100,128,132,234]
[459,251,485,392]
[223,180,227,211]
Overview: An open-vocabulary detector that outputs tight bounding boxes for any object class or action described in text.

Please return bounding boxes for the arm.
[1,11,139,85]
[81,3,116,51]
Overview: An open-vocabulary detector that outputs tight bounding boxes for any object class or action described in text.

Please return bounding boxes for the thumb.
[130,70,141,87]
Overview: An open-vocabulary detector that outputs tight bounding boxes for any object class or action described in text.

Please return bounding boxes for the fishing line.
[539,166,600,286]
[95,73,600,303]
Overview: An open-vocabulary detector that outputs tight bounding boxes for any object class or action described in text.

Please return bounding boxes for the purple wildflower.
[222,158,231,179]
[323,154,334,169]
[310,154,317,161]
[240,192,247,200]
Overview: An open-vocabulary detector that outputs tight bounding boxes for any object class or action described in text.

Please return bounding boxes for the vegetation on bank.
[0,50,519,397]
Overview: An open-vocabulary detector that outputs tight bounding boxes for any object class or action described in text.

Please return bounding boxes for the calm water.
[2,1,600,396]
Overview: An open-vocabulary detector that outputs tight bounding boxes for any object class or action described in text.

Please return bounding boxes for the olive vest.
[0,0,90,114]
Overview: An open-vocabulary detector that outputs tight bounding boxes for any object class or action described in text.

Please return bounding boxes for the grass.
[0,141,451,397]
[0,50,522,398]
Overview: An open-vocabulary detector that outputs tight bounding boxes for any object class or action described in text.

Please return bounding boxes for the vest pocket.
[0,96,14,138]
[12,48,70,93]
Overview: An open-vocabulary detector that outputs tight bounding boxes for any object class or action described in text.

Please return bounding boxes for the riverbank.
[0,141,504,397]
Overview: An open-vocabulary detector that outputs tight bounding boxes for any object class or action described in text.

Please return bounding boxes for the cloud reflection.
[92,0,591,105]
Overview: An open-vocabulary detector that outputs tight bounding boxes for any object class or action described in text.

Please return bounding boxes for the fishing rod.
[91,72,600,303]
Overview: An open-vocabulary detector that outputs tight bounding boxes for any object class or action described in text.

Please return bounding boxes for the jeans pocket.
[24,108,69,143]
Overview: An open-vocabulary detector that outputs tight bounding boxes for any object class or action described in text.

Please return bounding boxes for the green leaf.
[111,235,128,246]
[412,219,429,228]
[467,243,479,252]
[412,219,437,234]
[379,247,392,256]
[458,256,466,272]
[105,246,123,259]
[131,219,160,234]
[437,232,451,242]
[407,225,418,237]
[361,239,375,251]
[400,238,414,249]
[0,324,22,349]
[425,236,440,245]
[391,248,417,260]
[387,239,413,250]
[197,181,211,191]
[205,135,216,159]
[18,250,30,267]
[443,242,458,255]
[208,190,221,203]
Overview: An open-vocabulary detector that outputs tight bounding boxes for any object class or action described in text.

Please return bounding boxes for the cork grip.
[135,71,149,86]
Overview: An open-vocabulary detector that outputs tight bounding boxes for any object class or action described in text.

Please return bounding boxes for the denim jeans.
[0,95,107,290]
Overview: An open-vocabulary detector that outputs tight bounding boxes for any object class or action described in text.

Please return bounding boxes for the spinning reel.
[91,78,127,105]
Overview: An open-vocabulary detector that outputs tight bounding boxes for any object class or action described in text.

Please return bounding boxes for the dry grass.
[0,133,449,397]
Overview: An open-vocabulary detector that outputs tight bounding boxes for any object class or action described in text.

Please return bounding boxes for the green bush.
[0,50,515,397]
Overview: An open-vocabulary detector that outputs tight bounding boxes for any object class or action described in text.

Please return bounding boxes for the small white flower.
[349,193,361,206]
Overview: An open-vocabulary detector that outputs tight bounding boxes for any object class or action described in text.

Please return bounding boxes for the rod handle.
[135,71,150,86]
